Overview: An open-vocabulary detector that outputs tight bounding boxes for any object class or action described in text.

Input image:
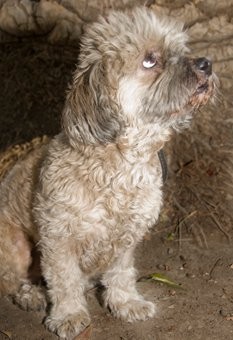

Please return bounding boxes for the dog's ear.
[62,62,122,147]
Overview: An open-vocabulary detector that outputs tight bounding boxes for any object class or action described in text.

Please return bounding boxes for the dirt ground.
[0,1,233,340]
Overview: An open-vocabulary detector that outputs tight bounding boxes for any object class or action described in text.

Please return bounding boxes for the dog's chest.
[78,160,163,273]
[106,164,161,218]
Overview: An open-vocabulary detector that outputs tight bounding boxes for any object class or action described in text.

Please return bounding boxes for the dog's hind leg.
[0,221,46,311]
[0,221,30,296]
[12,280,46,311]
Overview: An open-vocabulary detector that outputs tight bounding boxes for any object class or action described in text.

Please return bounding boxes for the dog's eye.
[143,53,157,69]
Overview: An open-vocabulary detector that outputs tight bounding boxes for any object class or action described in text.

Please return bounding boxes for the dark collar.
[158,149,168,183]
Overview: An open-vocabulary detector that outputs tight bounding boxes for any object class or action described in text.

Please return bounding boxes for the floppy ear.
[62,62,123,147]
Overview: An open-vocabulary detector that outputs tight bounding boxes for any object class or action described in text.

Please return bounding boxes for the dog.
[0,6,216,339]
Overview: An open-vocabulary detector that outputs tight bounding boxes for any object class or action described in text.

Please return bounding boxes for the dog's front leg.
[41,240,90,340]
[102,247,156,322]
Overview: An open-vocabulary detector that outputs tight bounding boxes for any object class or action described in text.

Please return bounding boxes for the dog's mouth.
[195,82,209,94]
[189,77,214,108]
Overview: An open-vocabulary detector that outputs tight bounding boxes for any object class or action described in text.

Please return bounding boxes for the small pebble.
[167,248,173,255]
[220,309,229,317]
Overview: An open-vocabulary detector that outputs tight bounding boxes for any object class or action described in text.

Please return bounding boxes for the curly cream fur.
[0,6,216,339]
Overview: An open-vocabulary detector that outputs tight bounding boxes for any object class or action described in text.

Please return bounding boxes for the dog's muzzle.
[193,57,213,95]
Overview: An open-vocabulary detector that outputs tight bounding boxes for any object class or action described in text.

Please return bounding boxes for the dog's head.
[63,7,217,147]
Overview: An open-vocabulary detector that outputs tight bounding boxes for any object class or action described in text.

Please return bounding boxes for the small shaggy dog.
[0,7,216,339]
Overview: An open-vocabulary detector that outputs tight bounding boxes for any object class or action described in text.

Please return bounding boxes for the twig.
[0,330,12,339]
[209,258,222,279]
[173,197,187,214]
[175,210,198,251]
[209,212,231,241]
[189,187,231,241]
[197,224,208,249]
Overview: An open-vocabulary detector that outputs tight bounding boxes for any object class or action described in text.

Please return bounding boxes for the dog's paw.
[45,311,91,340]
[110,299,156,322]
[13,283,46,311]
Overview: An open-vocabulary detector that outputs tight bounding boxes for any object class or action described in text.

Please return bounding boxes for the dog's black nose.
[195,57,212,75]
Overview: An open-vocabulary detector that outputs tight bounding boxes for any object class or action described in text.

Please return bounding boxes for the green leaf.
[166,232,175,241]
[149,273,182,289]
